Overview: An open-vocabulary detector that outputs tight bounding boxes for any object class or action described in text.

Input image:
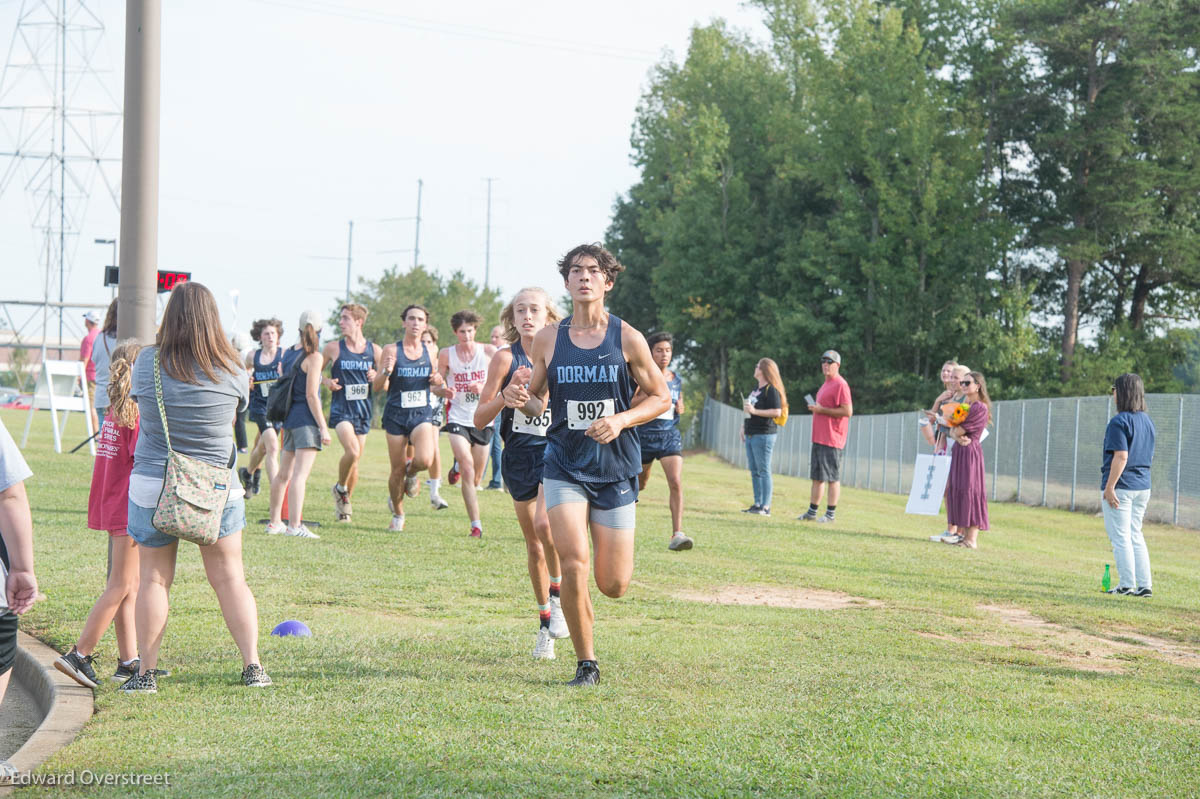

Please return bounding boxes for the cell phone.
[804,393,815,407]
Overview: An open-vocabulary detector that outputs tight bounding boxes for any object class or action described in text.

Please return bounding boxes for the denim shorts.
[127,496,246,548]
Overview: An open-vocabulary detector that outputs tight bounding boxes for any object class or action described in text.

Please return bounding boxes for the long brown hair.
[500,287,562,344]
[101,299,118,336]
[156,282,243,384]
[107,339,143,429]
[758,358,788,417]
[299,323,320,355]
[966,371,992,410]
[1114,373,1146,413]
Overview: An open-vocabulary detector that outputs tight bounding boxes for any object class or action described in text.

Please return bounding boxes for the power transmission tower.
[0,0,122,358]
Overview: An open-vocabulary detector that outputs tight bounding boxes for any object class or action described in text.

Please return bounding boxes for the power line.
[245,0,661,62]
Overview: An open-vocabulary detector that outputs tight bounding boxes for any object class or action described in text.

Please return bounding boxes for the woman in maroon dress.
[943,371,990,549]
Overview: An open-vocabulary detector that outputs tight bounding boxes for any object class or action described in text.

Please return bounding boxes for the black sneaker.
[567,660,600,687]
[111,659,139,683]
[1133,587,1153,597]
[242,663,273,688]
[119,670,157,694]
[238,467,253,493]
[797,511,818,521]
[756,506,771,516]
[1104,586,1134,595]
[54,646,99,689]
[742,505,761,513]
[251,469,262,496]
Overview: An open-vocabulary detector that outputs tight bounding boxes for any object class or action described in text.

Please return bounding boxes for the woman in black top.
[741,358,785,515]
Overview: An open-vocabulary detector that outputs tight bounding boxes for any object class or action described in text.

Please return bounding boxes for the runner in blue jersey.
[475,288,569,660]
[240,318,284,498]
[373,304,447,532]
[503,244,671,687]
[632,331,692,551]
[322,304,382,524]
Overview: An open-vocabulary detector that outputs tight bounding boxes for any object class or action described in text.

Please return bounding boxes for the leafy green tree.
[341,265,503,346]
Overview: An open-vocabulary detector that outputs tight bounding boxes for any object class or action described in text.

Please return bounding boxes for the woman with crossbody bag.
[121,282,271,693]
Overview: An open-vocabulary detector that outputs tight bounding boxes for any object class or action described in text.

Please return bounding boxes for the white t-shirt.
[0,418,33,571]
[445,344,490,428]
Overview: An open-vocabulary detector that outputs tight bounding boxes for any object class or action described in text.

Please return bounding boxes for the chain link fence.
[694,394,1200,528]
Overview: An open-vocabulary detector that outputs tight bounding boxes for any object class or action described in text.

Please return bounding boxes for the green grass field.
[7,407,1200,798]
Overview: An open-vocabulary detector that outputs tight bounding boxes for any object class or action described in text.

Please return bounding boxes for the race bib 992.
[567,399,615,430]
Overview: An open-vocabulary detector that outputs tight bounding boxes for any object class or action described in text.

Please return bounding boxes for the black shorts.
[502,446,545,502]
[251,415,282,435]
[330,413,371,436]
[0,612,17,676]
[639,426,683,464]
[444,422,493,448]
[810,442,844,482]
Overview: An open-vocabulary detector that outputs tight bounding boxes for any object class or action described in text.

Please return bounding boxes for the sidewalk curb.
[2,632,93,790]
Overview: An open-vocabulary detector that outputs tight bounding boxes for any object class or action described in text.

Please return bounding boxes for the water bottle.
[1101,563,1111,593]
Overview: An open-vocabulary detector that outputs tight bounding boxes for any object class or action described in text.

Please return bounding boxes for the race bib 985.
[512,408,551,436]
[567,399,615,430]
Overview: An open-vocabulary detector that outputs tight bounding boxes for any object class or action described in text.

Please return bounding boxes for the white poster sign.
[905,453,951,515]
[20,359,95,454]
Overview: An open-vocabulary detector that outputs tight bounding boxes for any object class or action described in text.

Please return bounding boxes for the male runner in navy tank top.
[240,317,284,498]
[373,304,447,532]
[476,288,570,660]
[503,244,670,687]
[322,304,382,523]
[633,331,692,551]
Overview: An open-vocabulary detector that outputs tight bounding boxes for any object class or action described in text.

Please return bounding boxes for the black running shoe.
[567,660,600,687]
[742,505,761,514]
[251,469,262,495]
[238,467,253,493]
[54,646,99,689]
[1133,587,1153,597]
[111,659,139,683]
[119,670,157,694]
[1104,586,1134,595]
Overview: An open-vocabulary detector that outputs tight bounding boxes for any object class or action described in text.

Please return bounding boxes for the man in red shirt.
[79,311,101,435]
[799,350,852,523]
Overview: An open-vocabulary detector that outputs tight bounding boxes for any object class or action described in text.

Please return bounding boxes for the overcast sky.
[1,0,765,343]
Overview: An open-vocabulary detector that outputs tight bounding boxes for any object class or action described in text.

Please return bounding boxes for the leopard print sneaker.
[242,663,272,688]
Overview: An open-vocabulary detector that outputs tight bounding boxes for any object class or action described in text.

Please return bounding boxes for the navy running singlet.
[329,339,375,422]
[641,372,682,434]
[384,340,432,418]
[283,346,316,429]
[500,340,551,451]
[248,348,283,420]
[543,314,641,484]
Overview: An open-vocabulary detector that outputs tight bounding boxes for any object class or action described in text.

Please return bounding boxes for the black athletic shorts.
[810,442,844,482]
[502,446,544,502]
[640,427,683,464]
[329,413,371,436]
[249,414,282,435]
[443,422,493,448]
[0,612,17,676]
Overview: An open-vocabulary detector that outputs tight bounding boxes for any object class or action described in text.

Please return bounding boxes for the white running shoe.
[532,627,555,660]
[264,521,287,535]
[668,532,694,551]
[548,596,570,639]
[285,524,320,539]
[405,473,420,498]
[930,531,962,544]
[430,494,449,510]
[388,514,405,532]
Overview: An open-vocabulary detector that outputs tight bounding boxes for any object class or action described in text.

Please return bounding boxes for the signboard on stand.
[20,360,95,454]
[905,454,951,515]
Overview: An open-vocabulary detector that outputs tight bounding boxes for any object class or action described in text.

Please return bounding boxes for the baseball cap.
[83,310,100,324]
[821,350,841,364]
[298,310,323,333]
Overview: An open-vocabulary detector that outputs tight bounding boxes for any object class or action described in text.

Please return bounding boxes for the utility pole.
[58,0,67,356]
[345,220,354,303]
[413,178,423,269]
[117,0,161,343]
[484,177,495,289]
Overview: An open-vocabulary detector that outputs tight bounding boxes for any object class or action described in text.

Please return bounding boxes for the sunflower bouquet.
[939,401,971,427]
